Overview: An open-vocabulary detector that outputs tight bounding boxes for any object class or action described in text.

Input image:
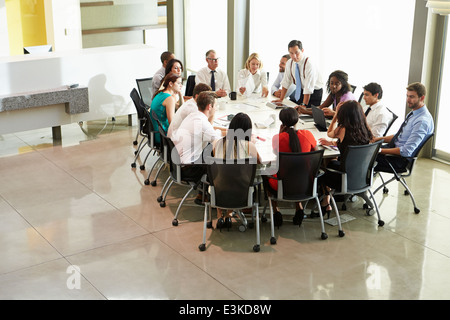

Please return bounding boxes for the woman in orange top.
[266,107,317,227]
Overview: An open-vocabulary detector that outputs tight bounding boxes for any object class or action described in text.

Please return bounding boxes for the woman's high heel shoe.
[321,205,332,220]
[310,205,331,219]
[216,217,225,232]
[293,209,304,226]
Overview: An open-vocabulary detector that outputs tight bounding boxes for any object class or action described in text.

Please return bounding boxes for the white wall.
[45,0,83,52]
[0,44,161,127]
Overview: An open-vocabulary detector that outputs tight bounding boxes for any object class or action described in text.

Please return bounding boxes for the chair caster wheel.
[133,141,138,145]
[414,207,420,214]
[134,150,138,155]
[366,208,374,216]
[140,165,145,170]
[378,220,385,227]
[172,219,178,226]
[339,230,345,237]
[131,163,136,168]
[270,237,277,245]
[150,180,157,186]
[321,232,328,240]
[383,187,389,194]
[363,203,369,209]
[157,196,163,202]
[160,201,166,207]
[144,179,150,185]
[253,245,260,252]
[238,224,247,232]
[404,190,410,195]
[198,244,206,251]
[207,221,213,229]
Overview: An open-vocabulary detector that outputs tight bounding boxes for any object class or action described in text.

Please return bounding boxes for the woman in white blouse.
[236,53,269,97]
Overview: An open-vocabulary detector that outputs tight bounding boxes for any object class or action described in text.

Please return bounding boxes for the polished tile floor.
[1,116,449,300]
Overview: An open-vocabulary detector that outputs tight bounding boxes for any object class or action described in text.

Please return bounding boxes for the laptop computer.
[311,105,329,132]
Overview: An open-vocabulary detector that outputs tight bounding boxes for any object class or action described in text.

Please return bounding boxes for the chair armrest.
[324,167,345,175]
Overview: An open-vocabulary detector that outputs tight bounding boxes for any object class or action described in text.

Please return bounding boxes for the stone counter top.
[0,86,89,114]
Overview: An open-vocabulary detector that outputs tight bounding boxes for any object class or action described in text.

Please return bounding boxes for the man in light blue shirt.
[374,82,434,171]
[271,54,295,98]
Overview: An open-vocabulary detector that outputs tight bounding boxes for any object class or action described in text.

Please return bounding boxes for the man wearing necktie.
[362,82,394,138]
[373,82,434,172]
[195,49,231,98]
[272,40,323,112]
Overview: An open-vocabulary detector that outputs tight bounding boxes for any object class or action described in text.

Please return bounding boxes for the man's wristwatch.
[299,103,307,106]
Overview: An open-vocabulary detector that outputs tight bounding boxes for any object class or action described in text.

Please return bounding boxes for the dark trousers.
[374,154,409,173]
[290,88,323,107]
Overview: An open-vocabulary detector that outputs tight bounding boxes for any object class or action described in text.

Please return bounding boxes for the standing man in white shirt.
[272,40,323,110]
[195,50,231,98]
[362,82,394,138]
[152,51,175,96]
[271,54,295,98]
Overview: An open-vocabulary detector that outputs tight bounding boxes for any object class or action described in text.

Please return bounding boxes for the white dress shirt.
[152,66,165,96]
[236,69,267,95]
[364,101,394,138]
[280,53,323,95]
[173,111,222,164]
[167,98,198,139]
[195,67,231,94]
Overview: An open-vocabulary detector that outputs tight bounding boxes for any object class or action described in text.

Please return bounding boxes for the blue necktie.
[211,70,216,91]
[295,63,302,101]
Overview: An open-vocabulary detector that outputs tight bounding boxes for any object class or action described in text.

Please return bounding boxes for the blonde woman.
[236,53,268,97]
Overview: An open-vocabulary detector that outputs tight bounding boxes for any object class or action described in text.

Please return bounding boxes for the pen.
[257,136,266,142]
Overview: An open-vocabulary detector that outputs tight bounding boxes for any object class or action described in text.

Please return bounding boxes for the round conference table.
[212,93,339,174]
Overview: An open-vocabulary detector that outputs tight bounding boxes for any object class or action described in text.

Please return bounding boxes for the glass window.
[249,0,415,133]
[184,0,228,74]
[435,20,450,160]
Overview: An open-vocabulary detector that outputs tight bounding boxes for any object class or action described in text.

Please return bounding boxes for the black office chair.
[350,85,357,93]
[199,157,261,252]
[130,88,149,169]
[140,108,164,186]
[157,123,206,226]
[136,77,153,107]
[373,133,434,214]
[383,108,398,137]
[324,141,385,226]
[185,74,196,97]
[265,149,343,243]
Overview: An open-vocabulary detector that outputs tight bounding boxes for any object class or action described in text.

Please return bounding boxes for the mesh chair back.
[405,133,434,171]
[136,77,153,107]
[141,105,160,150]
[130,88,147,133]
[185,75,196,96]
[206,157,256,209]
[383,108,398,136]
[342,141,382,192]
[277,149,324,200]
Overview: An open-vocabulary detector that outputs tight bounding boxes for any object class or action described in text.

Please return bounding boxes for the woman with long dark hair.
[212,112,261,229]
[150,72,183,144]
[318,100,374,217]
[266,107,317,227]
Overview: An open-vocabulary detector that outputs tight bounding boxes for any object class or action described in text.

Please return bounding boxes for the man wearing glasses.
[195,50,231,98]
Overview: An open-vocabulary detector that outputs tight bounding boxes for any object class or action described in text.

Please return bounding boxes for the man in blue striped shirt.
[374,82,434,171]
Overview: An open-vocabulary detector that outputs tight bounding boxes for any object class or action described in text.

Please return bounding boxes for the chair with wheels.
[373,133,434,214]
[157,124,206,226]
[199,157,261,252]
[323,141,385,226]
[265,149,342,244]
[130,88,149,169]
[136,77,153,107]
[140,108,164,186]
